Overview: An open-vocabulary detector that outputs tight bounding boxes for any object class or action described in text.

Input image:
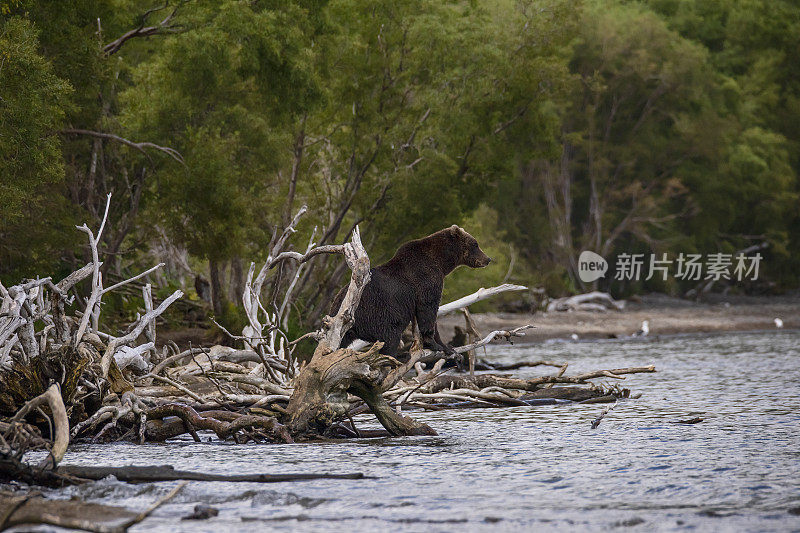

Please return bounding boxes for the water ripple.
[39,330,800,532]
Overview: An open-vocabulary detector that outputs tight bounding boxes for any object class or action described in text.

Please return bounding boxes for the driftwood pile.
[1,199,656,502]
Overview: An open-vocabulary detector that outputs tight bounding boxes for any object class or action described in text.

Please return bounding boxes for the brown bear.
[332,225,491,356]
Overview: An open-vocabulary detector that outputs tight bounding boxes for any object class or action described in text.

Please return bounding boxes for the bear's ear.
[449,225,468,238]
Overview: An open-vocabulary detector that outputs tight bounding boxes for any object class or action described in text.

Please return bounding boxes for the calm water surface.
[38,330,800,531]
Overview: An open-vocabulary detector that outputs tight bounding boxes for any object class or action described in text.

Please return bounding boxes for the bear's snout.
[471,251,491,268]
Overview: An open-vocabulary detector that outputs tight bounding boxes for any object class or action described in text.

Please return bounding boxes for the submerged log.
[0,481,185,532]
[419,367,655,394]
[57,464,366,483]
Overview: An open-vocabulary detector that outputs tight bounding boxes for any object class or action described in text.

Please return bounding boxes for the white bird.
[570,333,579,341]
[634,320,649,337]
[774,318,784,329]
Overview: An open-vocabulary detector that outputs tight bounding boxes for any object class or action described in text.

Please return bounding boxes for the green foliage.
[495,0,799,295]
[643,0,800,287]
[119,0,324,262]
[1,0,799,313]
[0,17,70,222]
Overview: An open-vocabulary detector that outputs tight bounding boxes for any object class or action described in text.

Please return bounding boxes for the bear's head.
[447,225,491,268]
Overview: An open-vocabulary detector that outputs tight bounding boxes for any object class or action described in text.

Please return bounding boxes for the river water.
[34,330,800,532]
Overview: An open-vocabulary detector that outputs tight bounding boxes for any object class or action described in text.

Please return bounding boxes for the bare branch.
[74,194,112,346]
[102,2,185,56]
[60,129,184,164]
[101,263,164,295]
[437,284,528,316]
[315,226,370,356]
[100,289,183,378]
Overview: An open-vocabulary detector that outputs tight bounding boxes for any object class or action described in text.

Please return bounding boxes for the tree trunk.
[230,257,244,306]
[209,258,225,317]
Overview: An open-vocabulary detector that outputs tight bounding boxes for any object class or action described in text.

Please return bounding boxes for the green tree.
[288,0,576,323]
[120,0,326,315]
[644,0,800,288]
[0,17,72,278]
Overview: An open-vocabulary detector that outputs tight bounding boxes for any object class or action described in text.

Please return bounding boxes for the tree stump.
[286,342,436,438]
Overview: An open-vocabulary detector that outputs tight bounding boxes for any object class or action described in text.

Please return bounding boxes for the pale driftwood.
[546,291,625,312]
[437,284,528,316]
[316,225,370,356]
[150,347,208,376]
[100,289,183,379]
[286,343,436,437]
[74,193,112,346]
[236,205,328,382]
[2,211,659,445]
[113,343,153,373]
[101,264,164,296]
[55,263,96,292]
[7,384,69,469]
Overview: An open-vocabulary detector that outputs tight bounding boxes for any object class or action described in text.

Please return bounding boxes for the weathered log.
[7,384,69,469]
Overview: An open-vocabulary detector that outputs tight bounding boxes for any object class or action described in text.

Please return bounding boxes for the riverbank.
[439,293,800,343]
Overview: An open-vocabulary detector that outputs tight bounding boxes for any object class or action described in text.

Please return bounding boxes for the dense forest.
[1,0,798,334]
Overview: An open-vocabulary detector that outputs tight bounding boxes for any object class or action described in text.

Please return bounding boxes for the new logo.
[578,250,608,283]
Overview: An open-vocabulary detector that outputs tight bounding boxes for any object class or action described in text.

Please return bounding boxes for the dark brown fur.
[332,225,491,356]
